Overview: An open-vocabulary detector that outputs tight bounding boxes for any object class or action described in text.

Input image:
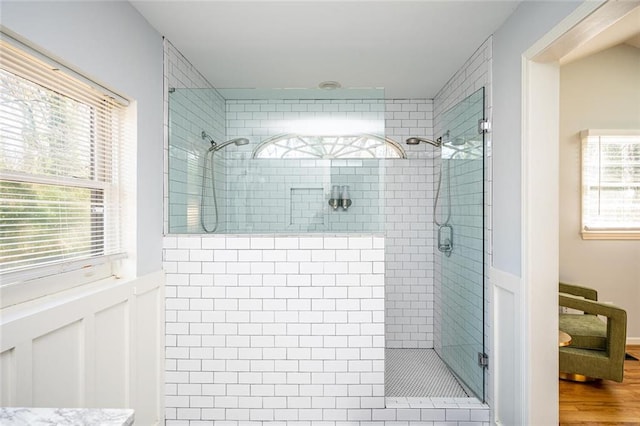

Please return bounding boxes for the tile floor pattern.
[385,349,468,398]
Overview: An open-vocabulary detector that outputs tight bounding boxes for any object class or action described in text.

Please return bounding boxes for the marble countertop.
[0,407,134,425]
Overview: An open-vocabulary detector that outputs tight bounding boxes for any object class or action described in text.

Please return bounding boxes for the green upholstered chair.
[559,282,627,382]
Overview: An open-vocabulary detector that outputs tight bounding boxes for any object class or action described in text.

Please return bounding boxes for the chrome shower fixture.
[201,130,214,144]
[405,136,442,147]
[201,131,250,152]
[211,137,250,152]
[199,132,249,233]
[328,185,352,211]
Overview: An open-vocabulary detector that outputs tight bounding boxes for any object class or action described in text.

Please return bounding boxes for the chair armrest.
[559,282,598,301]
[559,293,627,358]
[559,293,624,319]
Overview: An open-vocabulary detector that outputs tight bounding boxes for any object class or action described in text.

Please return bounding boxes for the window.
[0,35,132,292]
[581,129,640,239]
[252,134,406,159]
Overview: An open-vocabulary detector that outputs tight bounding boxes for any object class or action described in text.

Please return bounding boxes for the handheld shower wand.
[201,131,249,151]
[405,134,453,256]
[405,136,441,147]
[200,131,250,233]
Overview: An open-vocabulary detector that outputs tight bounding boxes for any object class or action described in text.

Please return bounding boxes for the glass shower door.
[436,87,485,400]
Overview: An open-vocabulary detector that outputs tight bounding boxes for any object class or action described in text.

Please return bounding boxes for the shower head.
[212,137,250,152]
[201,131,250,152]
[406,137,441,148]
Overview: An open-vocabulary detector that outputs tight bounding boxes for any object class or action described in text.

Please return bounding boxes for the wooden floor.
[560,345,640,425]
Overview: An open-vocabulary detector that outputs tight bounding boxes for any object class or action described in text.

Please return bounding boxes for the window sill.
[581,231,640,240]
[0,272,152,326]
[0,258,123,309]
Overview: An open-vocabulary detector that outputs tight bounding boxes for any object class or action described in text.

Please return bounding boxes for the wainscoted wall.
[490,267,521,426]
[0,271,165,425]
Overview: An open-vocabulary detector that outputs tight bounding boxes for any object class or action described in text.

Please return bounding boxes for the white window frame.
[580,129,640,240]
[252,133,407,159]
[0,32,134,308]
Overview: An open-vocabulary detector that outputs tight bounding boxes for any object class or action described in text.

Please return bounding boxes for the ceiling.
[131,0,521,99]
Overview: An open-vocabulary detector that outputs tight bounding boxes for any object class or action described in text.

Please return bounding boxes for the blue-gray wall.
[491,1,582,423]
[492,0,581,277]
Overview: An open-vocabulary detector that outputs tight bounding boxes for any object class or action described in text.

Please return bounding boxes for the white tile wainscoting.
[163,235,488,425]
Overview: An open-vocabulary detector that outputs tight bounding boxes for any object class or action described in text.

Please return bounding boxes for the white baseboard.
[627,337,640,345]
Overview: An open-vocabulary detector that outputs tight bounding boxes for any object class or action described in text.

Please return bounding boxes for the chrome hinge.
[478,119,490,134]
[478,352,489,368]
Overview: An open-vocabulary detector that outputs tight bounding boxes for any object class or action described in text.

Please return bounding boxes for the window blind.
[0,36,132,277]
[581,129,640,237]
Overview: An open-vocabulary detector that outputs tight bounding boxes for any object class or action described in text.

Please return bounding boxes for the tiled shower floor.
[385,349,469,398]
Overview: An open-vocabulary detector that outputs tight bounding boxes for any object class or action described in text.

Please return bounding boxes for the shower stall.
[385,88,486,402]
[165,55,487,422]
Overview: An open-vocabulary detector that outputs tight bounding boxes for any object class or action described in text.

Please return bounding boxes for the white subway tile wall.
[163,235,488,425]
[164,51,439,348]
[165,41,227,234]
[223,99,387,235]
[383,158,436,349]
[384,100,438,350]
[225,99,385,139]
[221,158,385,233]
[163,38,490,424]
[433,37,493,405]
[169,89,228,234]
[226,98,438,348]
[164,235,387,419]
